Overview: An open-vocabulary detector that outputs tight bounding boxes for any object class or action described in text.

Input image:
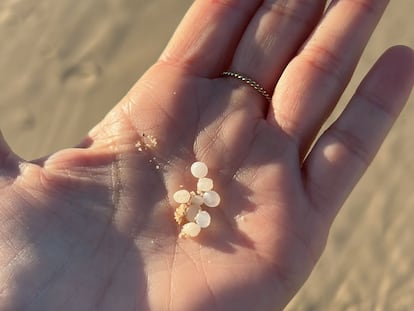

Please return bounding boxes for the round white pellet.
[203,191,221,207]
[190,162,208,178]
[195,211,211,228]
[182,222,201,237]
[197,178,214,192]
[173,189,191,204]
[186,204,201,222]
[191,195,204,206]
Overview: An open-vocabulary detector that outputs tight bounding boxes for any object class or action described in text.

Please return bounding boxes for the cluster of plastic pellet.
[173,162,221,238]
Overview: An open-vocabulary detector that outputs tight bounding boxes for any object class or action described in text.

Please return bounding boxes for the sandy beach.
[1,0,413,309]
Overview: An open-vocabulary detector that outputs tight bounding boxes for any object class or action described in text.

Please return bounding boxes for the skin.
[0,0,413,310]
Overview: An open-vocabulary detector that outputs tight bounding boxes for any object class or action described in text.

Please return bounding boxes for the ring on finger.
[221,71,272,103]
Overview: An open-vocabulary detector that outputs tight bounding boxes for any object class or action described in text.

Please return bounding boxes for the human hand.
[1,1,413,310]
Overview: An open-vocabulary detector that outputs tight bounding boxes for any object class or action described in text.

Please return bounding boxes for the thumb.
[0,130,20,179]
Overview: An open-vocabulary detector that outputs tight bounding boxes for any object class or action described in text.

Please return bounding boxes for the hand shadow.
[1,166,152,311]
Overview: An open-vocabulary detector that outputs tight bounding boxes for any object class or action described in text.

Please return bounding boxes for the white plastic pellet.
[197,178,214,192]
[173,189,191,204]
[203,191,221,207]
[195,211,211,228]
[186,204,201,222]
[190,162,208,179]
[190,195,204,206]
[181,222,201,237]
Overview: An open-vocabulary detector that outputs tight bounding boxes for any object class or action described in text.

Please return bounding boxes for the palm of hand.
[1,1,414,311]
[0,63,320,311]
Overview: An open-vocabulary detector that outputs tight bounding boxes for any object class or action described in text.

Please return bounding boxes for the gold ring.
[221,71,272,103]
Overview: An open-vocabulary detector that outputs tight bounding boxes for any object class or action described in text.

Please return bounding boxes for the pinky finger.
[303,46,414,223]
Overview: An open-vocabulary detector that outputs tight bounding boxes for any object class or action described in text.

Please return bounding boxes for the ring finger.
[227,0,326,94]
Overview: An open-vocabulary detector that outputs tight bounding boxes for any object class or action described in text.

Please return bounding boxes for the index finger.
[159,0,261,77]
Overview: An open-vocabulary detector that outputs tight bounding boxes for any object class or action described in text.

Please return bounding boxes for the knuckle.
[327,126,372,167]
[299,44,346,84]
[261,0,319,25]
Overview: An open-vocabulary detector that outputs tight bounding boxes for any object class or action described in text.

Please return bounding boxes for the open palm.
[1,1,413,311]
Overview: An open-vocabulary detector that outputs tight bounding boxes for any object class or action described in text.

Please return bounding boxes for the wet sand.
[0,0,413,309]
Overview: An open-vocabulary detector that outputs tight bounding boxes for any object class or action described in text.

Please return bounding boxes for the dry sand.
[0,0,413,310]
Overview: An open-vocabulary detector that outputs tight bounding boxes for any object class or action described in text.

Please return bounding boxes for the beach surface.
[1,1,413,309]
